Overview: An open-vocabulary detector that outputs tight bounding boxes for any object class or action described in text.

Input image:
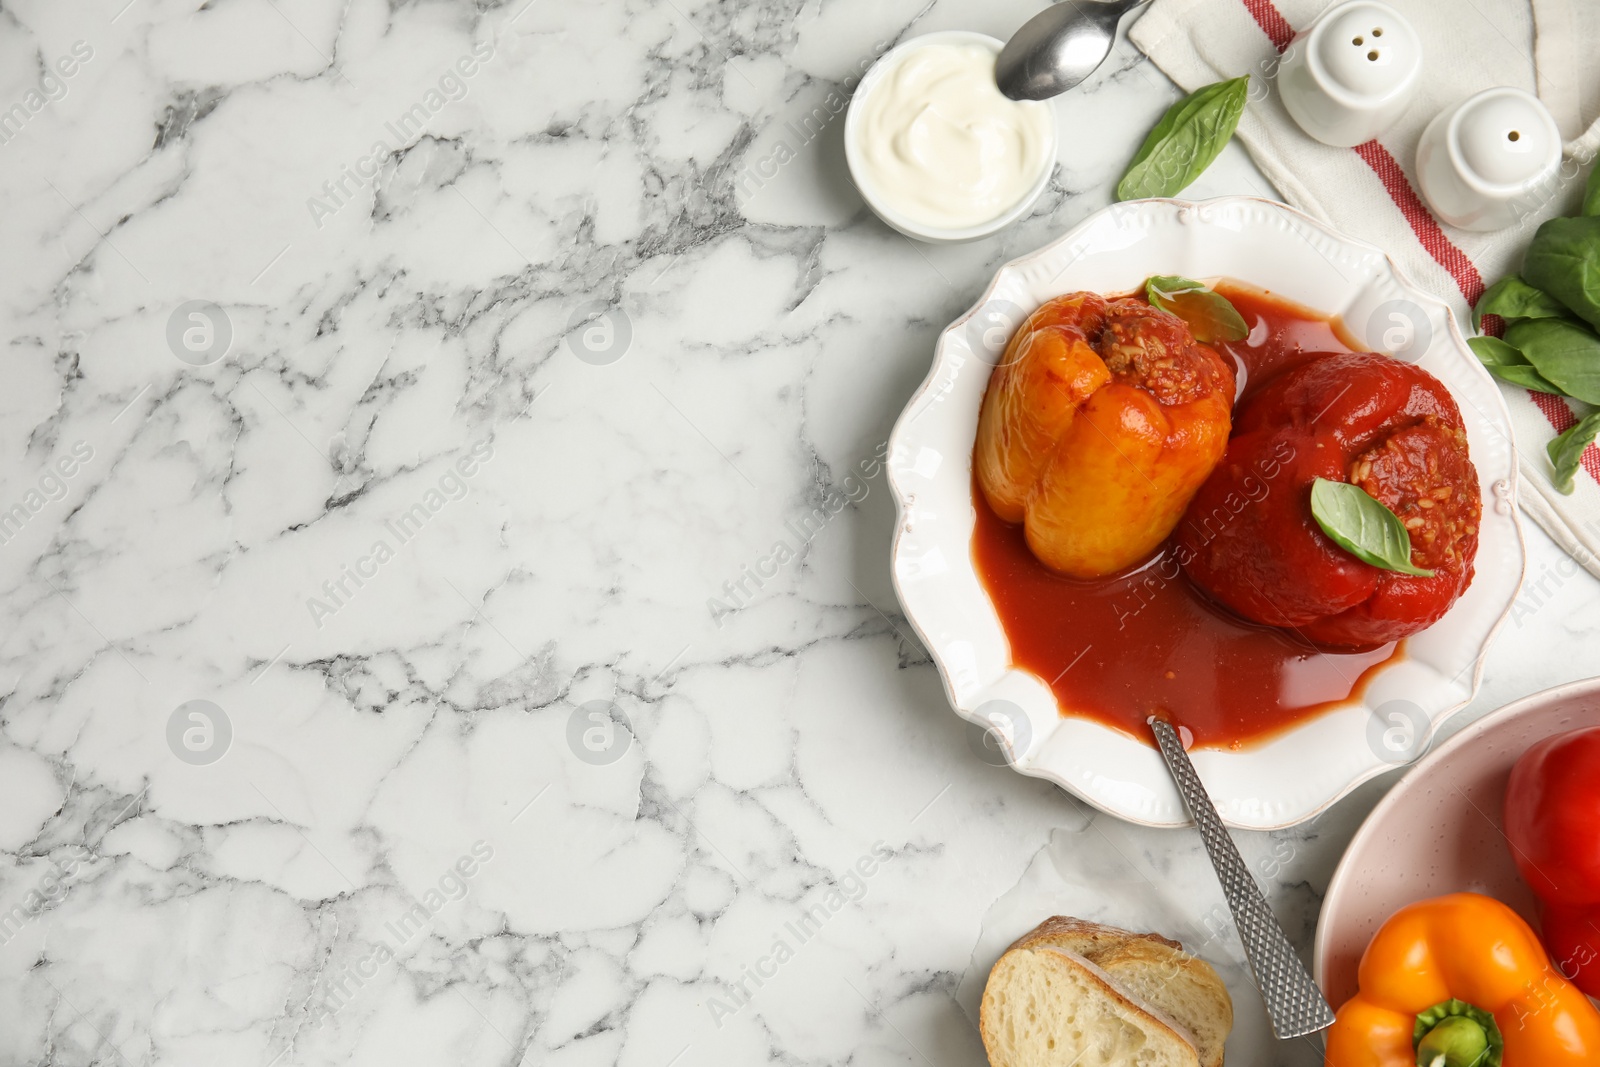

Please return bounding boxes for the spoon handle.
[1150,719,1337,1040]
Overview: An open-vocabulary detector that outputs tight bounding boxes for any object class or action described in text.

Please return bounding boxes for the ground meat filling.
[1096,301,1231,406]
[1348,416,1481,572]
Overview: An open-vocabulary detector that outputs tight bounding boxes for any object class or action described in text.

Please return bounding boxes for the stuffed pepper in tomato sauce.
[1176,351,1481,650]
[975,293,1235,578]
[970,283,1480,748]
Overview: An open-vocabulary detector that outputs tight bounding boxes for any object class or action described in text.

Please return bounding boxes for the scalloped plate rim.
[886,194,1527,830]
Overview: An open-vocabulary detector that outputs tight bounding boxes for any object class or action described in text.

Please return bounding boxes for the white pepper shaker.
[1277,0,1421,148]
[1416,87,1563,232]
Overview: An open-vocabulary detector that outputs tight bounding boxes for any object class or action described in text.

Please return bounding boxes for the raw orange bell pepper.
[1325,893,1600,1067]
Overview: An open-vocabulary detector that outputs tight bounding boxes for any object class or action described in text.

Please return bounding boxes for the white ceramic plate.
[886,197,1526,829]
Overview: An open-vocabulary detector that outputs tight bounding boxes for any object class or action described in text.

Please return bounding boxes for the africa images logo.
[705,841,893,1028]
[305,438,495,629]
[306,39,498,229]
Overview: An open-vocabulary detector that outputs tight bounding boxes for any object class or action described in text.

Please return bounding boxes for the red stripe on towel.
[1241,0,1294,51]
[1234,0,1599,488]
[1350,141,1487,306]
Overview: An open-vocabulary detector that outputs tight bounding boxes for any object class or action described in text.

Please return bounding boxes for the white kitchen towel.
[1130,0,1600,577]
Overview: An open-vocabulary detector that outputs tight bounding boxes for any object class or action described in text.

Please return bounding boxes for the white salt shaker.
[1277,1,1421,148]
[1416,87,1562,232]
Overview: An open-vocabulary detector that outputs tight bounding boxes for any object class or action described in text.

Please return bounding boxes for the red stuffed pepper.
[1176,352,1480,650]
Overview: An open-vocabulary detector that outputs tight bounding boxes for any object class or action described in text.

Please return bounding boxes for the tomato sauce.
[970,284,1403,749]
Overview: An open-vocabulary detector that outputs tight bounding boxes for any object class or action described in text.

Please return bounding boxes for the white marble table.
[1,1,1595,1064]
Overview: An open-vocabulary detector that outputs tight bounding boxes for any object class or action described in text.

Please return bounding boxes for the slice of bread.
[1085,940,1232,1067]
[981,917,1233,1067]
[981,943,1200,1067]
[1009,917,1233,1067]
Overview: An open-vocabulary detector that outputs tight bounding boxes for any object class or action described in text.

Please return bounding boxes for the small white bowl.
[844,31,1057,244]
[1416,87,1563,232]
[1277,0,1421,148]
[885,197,1526,829]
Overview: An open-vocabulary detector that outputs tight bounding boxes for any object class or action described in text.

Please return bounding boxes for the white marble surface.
[0,1,1596,1065]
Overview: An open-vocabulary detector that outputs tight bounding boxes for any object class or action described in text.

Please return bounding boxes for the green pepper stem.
[1413,1000,1503,1067]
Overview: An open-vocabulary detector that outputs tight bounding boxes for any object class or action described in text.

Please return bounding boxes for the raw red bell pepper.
[1505,725,1600,996]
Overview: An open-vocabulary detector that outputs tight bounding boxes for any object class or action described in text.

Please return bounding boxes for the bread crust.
[980,942,1201,1067]
[1006,915,1185,956]
[986,916,1233,1067]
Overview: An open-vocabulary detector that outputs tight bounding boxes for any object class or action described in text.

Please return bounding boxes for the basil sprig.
[1472,276,1570,332]
[1523,216,1600,332]
[1145,275,1249,343]
[1309,478,1435,578]
[1474,161,1600,493]
[1501,319,1600,405]
[1117,77,1249,201]
[1467,336,1563,395]
[1549,412,1600,495]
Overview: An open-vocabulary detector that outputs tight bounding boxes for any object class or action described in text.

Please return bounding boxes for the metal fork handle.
[1151,718,1337,1040]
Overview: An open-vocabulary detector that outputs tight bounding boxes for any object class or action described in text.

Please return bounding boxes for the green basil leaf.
[1467,335,1564,393]
[1547,411,1600,495]
[1117,77,1249,201]
[1467,335,1525,367]
[1503,318,1600,404]
[1145,275,1249,343]
[1489,362,1567,394]
[1522,215,1600,330]
[1472,276,1570,332]
[1585,163,1600,217]
[1309,478,1435,578]
[1121,85,1224,179]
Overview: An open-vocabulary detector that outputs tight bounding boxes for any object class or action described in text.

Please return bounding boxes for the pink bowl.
[1314,676,1600,1008]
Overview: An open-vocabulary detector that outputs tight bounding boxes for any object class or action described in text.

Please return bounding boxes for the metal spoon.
[995,0,1151,101]
[1149,717,1337,1040]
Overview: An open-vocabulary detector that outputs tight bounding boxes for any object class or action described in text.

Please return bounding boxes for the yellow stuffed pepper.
[1325,893,1600,1067]
[974,291,1235,578]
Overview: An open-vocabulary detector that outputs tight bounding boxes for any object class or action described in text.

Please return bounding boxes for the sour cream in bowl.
[846,32,1057,242]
